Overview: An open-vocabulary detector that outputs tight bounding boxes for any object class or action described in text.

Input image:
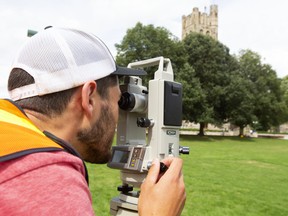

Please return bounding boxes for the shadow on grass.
[180,134,256,143]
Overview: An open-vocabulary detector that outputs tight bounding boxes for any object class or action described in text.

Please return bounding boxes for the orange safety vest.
[0,99,89,183]
[0,99,64,162]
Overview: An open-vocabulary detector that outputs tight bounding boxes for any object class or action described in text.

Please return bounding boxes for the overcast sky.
[1,0,287,98]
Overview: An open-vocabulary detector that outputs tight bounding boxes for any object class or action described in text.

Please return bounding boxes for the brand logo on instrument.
[166,130,176,136]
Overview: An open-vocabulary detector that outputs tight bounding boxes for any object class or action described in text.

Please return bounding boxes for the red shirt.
[0,151,95,215]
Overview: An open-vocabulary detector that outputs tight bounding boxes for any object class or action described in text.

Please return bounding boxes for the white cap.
[9,27,146,100]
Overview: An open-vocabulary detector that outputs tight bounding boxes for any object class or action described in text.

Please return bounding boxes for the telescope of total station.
[107,56,189,216]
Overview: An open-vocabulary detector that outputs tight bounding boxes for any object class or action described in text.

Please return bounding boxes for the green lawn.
[87,136,288,216]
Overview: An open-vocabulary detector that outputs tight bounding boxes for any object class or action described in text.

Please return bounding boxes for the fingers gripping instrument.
[107,57,189,216]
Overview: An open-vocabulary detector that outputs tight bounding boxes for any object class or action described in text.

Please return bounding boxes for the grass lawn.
[87,136,288,216]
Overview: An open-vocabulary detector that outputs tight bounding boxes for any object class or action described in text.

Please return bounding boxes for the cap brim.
[113,66,147,76]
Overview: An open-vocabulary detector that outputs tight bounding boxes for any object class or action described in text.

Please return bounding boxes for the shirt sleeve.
[0,151,95,216]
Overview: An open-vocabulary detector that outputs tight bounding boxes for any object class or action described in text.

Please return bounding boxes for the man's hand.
[138,157,186,216]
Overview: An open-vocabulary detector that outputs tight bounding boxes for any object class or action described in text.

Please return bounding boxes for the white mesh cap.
[9,27,146,100]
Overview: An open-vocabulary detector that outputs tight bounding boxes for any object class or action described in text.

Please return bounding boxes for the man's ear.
[81,81,97,118]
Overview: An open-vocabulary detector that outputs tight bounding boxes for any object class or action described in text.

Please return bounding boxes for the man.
[0,27,186,215]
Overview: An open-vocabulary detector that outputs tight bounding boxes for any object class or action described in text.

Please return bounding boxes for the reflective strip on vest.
[0,109,44,136]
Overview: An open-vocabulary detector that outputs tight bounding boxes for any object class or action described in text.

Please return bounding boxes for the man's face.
[77,83,121,163]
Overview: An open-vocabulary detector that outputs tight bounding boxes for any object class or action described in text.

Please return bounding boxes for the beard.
[77,103,116,164]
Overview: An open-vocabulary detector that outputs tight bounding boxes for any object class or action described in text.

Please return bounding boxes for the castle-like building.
[182,5,218,40]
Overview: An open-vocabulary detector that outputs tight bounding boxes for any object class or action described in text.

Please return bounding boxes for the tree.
[237,50,288,131]
[280,76,288,125]
[280,76,288,109]
[226,70,257,136]
[115,22,187,83]
[181,33,237,135]
[177,63,208,125]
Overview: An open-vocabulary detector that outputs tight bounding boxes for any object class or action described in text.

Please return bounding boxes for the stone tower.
[182,5,218,40]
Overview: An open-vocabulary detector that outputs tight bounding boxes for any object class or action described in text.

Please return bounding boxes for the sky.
[1,0,288,98]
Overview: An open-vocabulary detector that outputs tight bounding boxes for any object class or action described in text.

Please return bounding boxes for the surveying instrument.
[107,57,189,215]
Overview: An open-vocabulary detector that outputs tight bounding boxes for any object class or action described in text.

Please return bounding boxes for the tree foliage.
[226,69,257,135]
[180,33,238,135]
[237,50,288,131]
[281,76,288,106]
[177,63,207,123]
[115,22,186,83]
